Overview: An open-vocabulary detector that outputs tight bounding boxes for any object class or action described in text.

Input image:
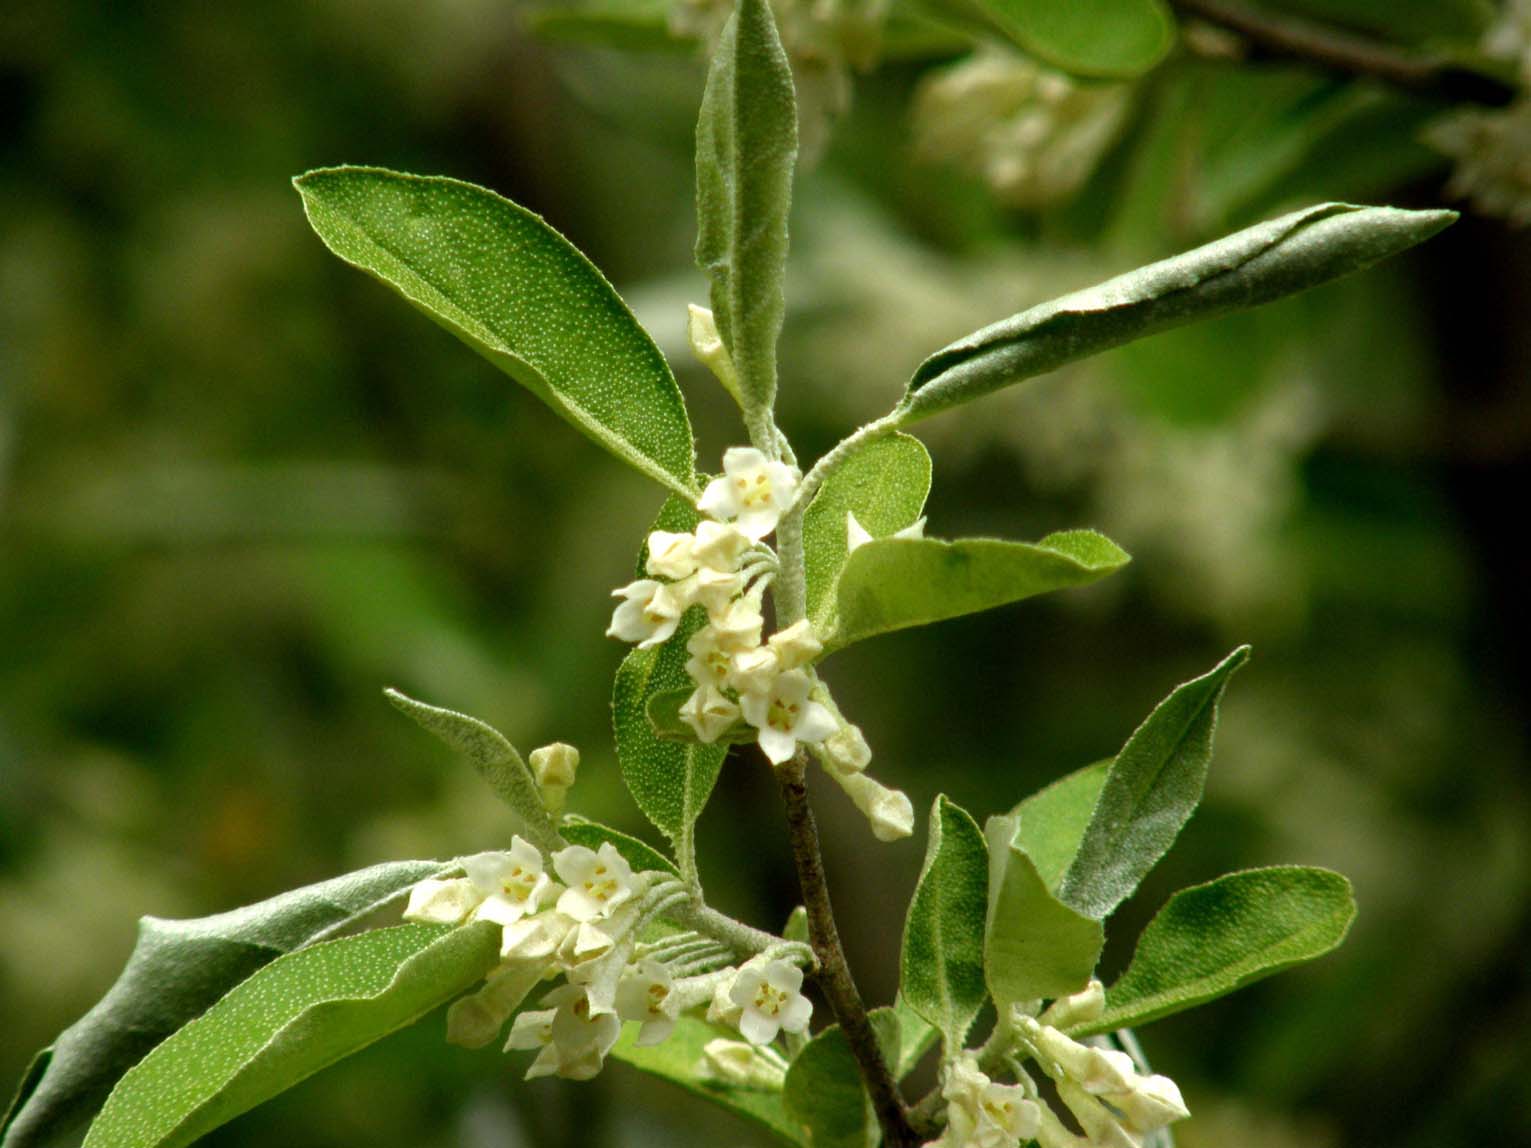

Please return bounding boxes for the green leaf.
[885,996,939,1079]
[983,815,1104,1010]
[82,923,500,1148]
[647,685,757,745]
[612,612,728,842]
[695,0,798,444]
[823,530,1129,655]
[1,861,440,1148]
[974,0,1174,78]
[900,796,989,1049]
[1059,648,1250,920]
[1075,867,1357,1036]
[803,433,932,634]
[384,688,562,855]
[899,203,1456,425]
[1011,760,1111,892]
[294,167,698,496]
[783,1025,875,1148]
[560,817,679,876]
[612,1015,801,1143]
[524,0,684,51]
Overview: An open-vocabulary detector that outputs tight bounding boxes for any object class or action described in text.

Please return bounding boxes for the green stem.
[671,899,785,958]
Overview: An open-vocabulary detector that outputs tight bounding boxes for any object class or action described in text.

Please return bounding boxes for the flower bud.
[696,1038,787,1090]
[821,723,872,773]
[1039,978,1105,1030]
[530,741,579,815]
[833,771,914,841]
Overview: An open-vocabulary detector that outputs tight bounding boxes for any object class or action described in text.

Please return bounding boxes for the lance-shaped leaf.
[611,1015,801,1143]
[802,432,932,633]
[782,1017,900,1148]
[900,796,989,1049]
[822,530,1128,654]
[984,815,1104,1010]
[1,861,441,1148]
[969,0,1175,78]
[898,203,1455,425]
[885,998,940,1080]
[695,0,798,444]
[612,611,728,843]
[1010,759,1111,892]
[560,816,679,877]
[1059,648,1250,920]
[1073,867,1357,1036]
[385,689,562,855]
[81,923,499,1148]
[295,167,698,497]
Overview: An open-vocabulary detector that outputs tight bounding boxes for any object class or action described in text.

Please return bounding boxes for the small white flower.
[607,579,688,648]
[615,958,680,1046]
[530,742,579,789]
[727,645,780,696]
[846,510,927,553]
[821,723,872,773]
[679,685,741,743]
[699,447,800,540]
[462,839,552,927]
[500,909,577,963]
[685,626,735,690]
[691,519,753,571]
[766,619,822,670]
[1038,980,1105,1030]
[933,1056,1041,1148]
[1114,1073,1189,1134]
[740,669,838,764]
[402,877,480,924]
[506,983,621,1081]
[691,566,747,614]
[832,770,915,842]
[711,597,765,653]
[552,842,642,922]
[645,530,699,579]
[728,958,813,1045]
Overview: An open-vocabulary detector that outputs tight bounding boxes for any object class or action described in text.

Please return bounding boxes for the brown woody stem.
[776,754,920,1148]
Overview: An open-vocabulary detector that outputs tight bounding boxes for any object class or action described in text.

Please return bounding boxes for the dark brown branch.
[1172,0,1517,107]
[776,755,920,1148]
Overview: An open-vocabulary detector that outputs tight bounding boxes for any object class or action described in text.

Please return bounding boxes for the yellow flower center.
[735,471,773,509]
[767,698,799,732]
[752,982,788,1016]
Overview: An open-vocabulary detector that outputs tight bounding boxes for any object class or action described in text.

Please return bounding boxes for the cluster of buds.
[921,983,1189,1148]
[912,49,1131,210]
[608,446,842,766]
[404,830,812,1081]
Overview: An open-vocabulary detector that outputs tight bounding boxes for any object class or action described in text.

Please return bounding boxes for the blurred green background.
[2,2,1528,1146]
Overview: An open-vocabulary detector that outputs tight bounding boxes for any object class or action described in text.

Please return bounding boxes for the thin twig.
[776,754,920,1148]
[1172,0,1517,107]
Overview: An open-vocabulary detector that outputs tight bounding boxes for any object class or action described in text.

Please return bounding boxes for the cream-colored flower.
[645,530,699,579]
[505,983,621,1081]
[552,842,643,923]
[607,579,688,648]
[461,840,552,927]
[684,626,735,690]
[699,447,801,540]
[833,770,915,841]
[711,597,765,652]
[727,958,813,1045]
[931,1055,1040,1148]
[739,669,837,764]
[691,519,753,570]
[615,958,680,1046]
[821,723,872,772]
[679,684,741,743]
[766,619,821,670]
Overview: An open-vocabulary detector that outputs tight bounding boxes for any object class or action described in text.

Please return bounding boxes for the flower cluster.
[608,447,840,766]
[404,831,812,1080]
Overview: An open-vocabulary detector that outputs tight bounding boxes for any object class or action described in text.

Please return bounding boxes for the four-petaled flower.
[403,837,551,927]
[553,842,642,922]
[727,958,813,1045]
[680,684,742,743]
[506,983,621,1081]
[699,447,801,540]
[932,1056,1041,1148]
[607,579,687,648]
[740,668,837,764]
[615,958,680,1046]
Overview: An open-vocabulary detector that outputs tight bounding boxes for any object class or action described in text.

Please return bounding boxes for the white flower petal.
[794,701,838,746]
[403,878,480,924]
[757,725,797,764]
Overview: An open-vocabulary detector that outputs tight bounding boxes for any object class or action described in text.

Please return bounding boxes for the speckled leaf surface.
[983,815,1104,1010]
[802,433,931,633]
[82,923,500,1148]
[385,688,562,854]
[1076,867,1356,1036]
[1,861,441,1148]
[695,0,797,444]
[900,204,1455,424]
[295,167,698,496]
[1059,648,1249,920]
[560,817,679,876]
[612,610,728,842]
[613,1015,801,1143]
[901,796,989,1049]
[1011,759,1111,892]
[782,1021,888,1148]
[823,529,1128,654]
